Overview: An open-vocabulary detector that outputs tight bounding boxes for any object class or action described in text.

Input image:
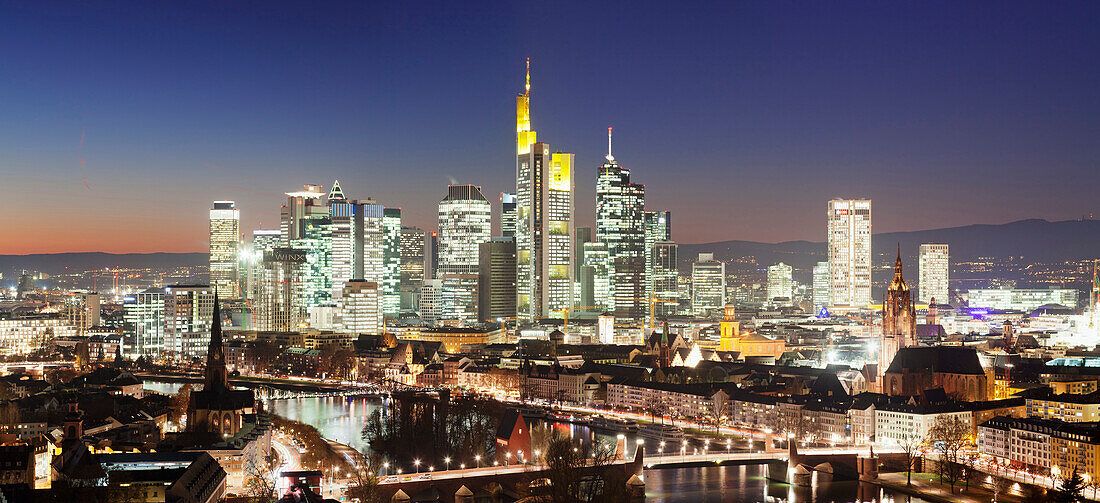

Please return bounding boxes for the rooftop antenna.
[525,57,530,96]
[606,126,615,162]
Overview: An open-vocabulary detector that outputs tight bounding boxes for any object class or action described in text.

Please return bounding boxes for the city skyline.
[4,2,1100,254]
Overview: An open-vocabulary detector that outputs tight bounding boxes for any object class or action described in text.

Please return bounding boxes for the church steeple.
[894,243,904,279]
[204,293,228,393]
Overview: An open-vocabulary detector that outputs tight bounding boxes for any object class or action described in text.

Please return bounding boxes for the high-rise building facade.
[399,226,426,312]
[342,280,382,335]
[500,192,517,238]
[644,210,672,301]
[827,198,872,307]
[479,238,517,322]
[243,229,281,310]
[515,61,574,319]
[652,241,678,318]
[281,185,331,308]
[766,262,793,306]
[583,241,611,310]
[692,253,726,317]
[330,197,383,305]
[254,248,309,331]
[440,274,479,324]
[382,207,402,317]
[209,201,240,298]
[66,291,101,334]
[812,261,830,311]
[596,128,646,321]
[918,243,949,304]
[123,288,164,356]
[163,284,214,359]
[438,185,492,275]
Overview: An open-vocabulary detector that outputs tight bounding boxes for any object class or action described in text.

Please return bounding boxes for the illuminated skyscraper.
[281,185,331,307]
[479,238,517,322]
[255,248,309,331]
[766,262,793,306]
[826,198,872,307]
[812,261,830,310]
[243,229,280,312]
[66,291,101,334]
[692,253,726,317]
[515,59,574,319]
[342,280,382,335]
[382,207,402,317]
[500,192,517,238]
[651,241,678,318]
[918,243,949,304]
[438,185,491,275]
[596,127,645,321]
[644,210,672,301]
[123,287,164,356]
[582,241,611,310]
[164,284,214,359]
[399,226,426,311]
[209,201,240,298]
[330,196,383,302]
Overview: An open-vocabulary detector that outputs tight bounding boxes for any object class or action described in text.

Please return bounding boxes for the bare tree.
[533,431,630,503]
[927,415,970,493]
[243,453,279,503]
[344,449,384,503]
[898,432,922,486]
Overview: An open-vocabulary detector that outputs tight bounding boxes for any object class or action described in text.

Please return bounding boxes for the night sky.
[3,1,1099,254]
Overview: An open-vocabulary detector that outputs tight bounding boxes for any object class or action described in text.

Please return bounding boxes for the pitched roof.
[885,346,985,375]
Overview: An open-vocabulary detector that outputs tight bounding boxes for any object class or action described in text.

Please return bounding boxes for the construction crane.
[550,306,603,333]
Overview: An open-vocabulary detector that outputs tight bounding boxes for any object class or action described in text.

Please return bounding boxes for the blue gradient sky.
[2,1,1098,253]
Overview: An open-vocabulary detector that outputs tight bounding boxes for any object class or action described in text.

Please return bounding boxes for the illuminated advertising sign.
[264,248,306,263]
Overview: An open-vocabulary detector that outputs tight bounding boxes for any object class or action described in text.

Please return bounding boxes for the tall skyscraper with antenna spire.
[515,59,574,320]
[596,127,646,321]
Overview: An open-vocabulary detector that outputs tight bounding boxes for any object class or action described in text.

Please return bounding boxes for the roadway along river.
[145,380,928,502]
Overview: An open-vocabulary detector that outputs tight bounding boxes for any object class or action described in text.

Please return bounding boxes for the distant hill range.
[2,219,1098,278]
[0,252,207,277]
[679,218,1100,271]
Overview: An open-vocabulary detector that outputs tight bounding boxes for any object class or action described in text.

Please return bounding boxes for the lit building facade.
[342,280,382,335]
[596,128,646,321]
[164,284,215,360]
[766,262,793,306]
[812,261,830,311]
[827,198,872,307]
[254,248,309,332]
[501,192,517,238]
[479,238,517,322]
[582,241,611,310]
[382,207,402,317]
[692,253,726,317]
[438,185,491,275]
[280,185,331,308]
[918,243,949,304]
[644,210,672,302]
[66,291,101,333]
[651,241,679,318]
[399,226,427,311]
[209,201,240,298]
[515,60,574,319]
[123,287,165,356]
[968,288,1078,311]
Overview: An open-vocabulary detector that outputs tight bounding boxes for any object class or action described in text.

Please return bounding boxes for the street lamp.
[414,459,420,474]
[444,457,451,471]
[475,455,481,469]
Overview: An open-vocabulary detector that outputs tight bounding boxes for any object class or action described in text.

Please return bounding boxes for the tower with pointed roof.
[879,245,916,385]
[187,295,255,435]
[203,294,228,393]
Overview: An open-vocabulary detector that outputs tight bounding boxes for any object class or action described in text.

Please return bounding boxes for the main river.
[145,380,927,502]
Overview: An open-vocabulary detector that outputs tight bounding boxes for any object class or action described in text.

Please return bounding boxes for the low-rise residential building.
[1025,389,1100,422]
[875,402,972,446]
[607,381,726,421]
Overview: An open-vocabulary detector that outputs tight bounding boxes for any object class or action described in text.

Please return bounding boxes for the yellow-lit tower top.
[516,58,537,154]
